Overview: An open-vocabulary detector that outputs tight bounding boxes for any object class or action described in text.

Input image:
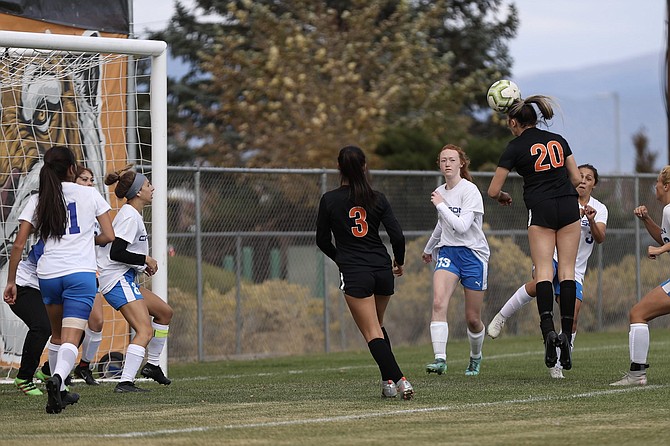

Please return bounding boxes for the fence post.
[320,170,330,353]
[596,242,603,330]
[635,175,641,302]
[194,168,204,361]
[235,235,243,355]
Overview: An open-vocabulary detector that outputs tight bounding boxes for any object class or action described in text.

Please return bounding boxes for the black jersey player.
[316,145,413,400]
[487,95,581,371]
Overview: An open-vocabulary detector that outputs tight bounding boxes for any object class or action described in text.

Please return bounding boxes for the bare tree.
[633,127,658,173]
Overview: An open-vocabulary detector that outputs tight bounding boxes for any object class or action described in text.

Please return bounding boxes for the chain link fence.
[165,167,664,362]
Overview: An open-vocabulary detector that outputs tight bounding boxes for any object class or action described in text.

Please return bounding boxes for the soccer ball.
[486,80,521,113]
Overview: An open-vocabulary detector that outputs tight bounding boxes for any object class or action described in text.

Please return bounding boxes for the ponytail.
[37,146,76,241]
[338,145,376,209]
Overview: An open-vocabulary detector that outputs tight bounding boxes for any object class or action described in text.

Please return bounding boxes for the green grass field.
[2,330,670,445]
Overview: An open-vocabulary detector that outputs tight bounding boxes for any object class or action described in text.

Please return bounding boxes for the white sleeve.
[595,203,608,225]
[424,221,442,254]
[18,194,38,226]
[436,202,476,234]
[114,212,139,243]
[92,189,112,215]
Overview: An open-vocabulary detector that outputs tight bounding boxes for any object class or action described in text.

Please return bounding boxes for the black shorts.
[339,269,395,298]
[528,195,580,230]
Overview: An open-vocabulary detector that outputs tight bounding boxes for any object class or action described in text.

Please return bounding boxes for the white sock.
[54,343,78,391]
[467,327,485,359]
[81,327,103,364]
[120,343,146,383]
[430,321,449,360]
[500,285,533,319]
[47,340,59,374]
[571,331,577,352]
[630,323,649,365]
[146,322,169,365]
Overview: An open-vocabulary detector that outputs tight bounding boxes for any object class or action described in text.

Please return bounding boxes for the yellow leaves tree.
[196,0,478,167]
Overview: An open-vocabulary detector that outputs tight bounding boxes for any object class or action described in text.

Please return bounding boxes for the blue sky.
[509,0,666,77]
[133,0,667,77]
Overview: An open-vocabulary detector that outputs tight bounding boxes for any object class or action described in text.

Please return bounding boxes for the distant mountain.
[515,52,667,174]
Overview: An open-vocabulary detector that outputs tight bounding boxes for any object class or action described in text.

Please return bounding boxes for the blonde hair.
[659,165,670,185]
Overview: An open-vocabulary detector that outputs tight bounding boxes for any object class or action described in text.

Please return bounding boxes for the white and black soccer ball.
[486,80,521,113]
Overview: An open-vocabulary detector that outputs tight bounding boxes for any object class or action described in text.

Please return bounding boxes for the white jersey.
[97,204,148,294]
[661,203,670,246]
[15,241,44,289]
[423,179,490,261]
[19,182,111,280]
[553,196,608,283]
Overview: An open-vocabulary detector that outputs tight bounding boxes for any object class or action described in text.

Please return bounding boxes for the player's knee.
[465,315,481,330]
[629,305,647,324]
[162,304,174,323]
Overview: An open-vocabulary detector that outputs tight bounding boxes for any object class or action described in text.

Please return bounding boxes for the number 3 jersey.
[316,186,405,273]
[498,127,578,209]
[18,182,111,280]
[423,179,490,262]
[97,203,148,294]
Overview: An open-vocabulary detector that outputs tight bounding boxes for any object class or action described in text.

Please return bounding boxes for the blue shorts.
[103,269,143,310]
[660,278,670,296]
[39,272,96,320]
[535,260,584,301]
[434,246,487,291]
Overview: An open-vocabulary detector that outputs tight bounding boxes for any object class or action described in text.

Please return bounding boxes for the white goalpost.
[0,30,168,383]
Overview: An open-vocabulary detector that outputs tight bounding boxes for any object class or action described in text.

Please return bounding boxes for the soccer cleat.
[14,378,42,396]
[556,332,572,370]
[610,370,647,386]
[34,364,50,383]
[61,390,80,406]
[114,381,150,393]
[141,363,172,385]
[396,377,414,400]
[487,313,506,339]
[45,375,64,414]
[381,379,398,398]
[544,331,559,368]
[74,364,99,386]
[465,356,481,376]
[549,366,565,379]
[425,358,447,375]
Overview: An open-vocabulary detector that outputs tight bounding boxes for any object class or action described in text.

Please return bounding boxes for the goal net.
[0,30,167,383]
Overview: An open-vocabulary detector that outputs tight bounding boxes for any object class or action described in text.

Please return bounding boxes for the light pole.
[597,91,621,173]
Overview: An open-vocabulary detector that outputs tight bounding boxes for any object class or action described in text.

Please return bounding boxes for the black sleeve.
[315,195,337,261]
[378,193,405,266]
[109,237,146,266]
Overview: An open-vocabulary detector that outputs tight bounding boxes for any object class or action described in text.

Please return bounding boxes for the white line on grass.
[178,342,633,382]
[93,385,663,438]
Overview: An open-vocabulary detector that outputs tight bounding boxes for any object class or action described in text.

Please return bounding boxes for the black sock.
[381,326,391,348]
[559,280,576,337]
[368,338,403,382]
[631,362,649,371]
[536,281,555,337]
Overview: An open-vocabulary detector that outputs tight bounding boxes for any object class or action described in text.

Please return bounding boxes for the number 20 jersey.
[498,127,578,209]
[19,182,111,279]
